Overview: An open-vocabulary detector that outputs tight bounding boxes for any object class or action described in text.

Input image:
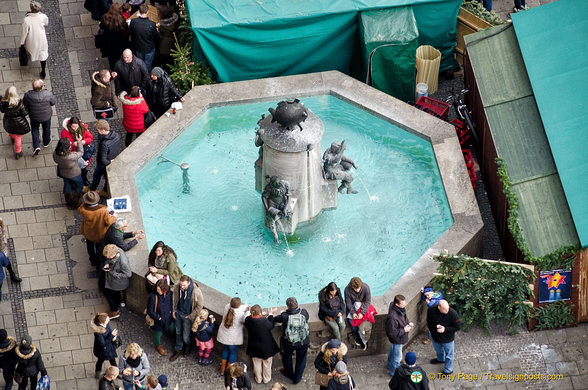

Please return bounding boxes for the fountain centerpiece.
[254,99,342,243]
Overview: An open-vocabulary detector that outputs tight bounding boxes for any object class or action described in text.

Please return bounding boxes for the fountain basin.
[108,71,483,354]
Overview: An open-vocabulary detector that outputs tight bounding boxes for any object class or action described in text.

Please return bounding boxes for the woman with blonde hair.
[0,86,30,159]
[217,297,250,375]
[192,309,215,365]
[118,342,150,390]
[20,1,49,78]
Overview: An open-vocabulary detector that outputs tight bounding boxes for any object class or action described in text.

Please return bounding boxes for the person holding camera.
[102,244,132,319]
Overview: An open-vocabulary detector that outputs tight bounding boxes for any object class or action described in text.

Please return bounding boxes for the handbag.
[82,141,96,161]
[144,110,156,129]
[144,296,157,327]
[113,335,123,348]
[14,362,25,383]
[94,106,117,120]
[19,45,28,66]
[315,372,330,387]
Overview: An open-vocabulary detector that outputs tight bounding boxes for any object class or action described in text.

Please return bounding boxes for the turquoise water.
[136,95,453,307]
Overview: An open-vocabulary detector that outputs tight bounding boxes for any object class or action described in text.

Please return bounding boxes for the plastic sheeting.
[186,0,460,82]
[359,7,418,102]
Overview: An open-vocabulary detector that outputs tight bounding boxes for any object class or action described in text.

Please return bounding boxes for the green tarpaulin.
[359,7,419,102]
[513,0,588,248]
[186,0,460,82]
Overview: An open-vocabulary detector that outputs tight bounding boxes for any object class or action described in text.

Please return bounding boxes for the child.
[421,285,443,307]
[121,2,132,20]
[192,309,215,365]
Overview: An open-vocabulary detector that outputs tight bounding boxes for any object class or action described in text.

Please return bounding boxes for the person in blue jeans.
[386,295,413,376]
[427,300,462,374]
[0,251,22,301]
[274,297,310,385]
[52,136,85,208]
[169,275,204,362]
[23,79,55,155]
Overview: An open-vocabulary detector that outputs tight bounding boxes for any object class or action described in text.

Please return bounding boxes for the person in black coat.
[129,4,159,71]
[98,3,129,69]
[244,305,279,384]
[318,282,346,340]
[14,335,47,390]
[389,352,429,390]
[0,329,17,390]
[91,312,119,378]
[101,217,144,253]
[147,67,183,118]
[314,339,348,390]
[99,366,120,390]
[113,49,150,96]
[225,362,251,390]
[89,120,121,194]
[147,279,174,356]
[1,87,30,159]
[273,297,310,385]
[84,0,112,21]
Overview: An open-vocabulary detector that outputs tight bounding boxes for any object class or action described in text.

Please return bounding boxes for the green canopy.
[359,7,419,102]
[186,0,460,82]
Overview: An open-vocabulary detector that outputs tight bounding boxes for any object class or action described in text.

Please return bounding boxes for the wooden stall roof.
[464,26,579,257]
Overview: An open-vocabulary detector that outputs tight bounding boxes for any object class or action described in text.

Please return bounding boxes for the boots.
[82,170,90,186]
[6,262,22,283]
[220,359,228,375]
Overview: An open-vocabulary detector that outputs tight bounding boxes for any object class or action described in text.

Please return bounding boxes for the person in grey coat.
[102,244,131,319]
[118,342,150,390]
[53,135,84,209]
[23,79,55,154]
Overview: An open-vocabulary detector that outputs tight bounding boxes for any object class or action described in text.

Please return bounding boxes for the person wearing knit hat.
[0,251,22,302]
[78,190,116,267]
[15,335,48,390]
[388,351,430,390]
[147,66,184,118]
[327,361,356,390]
[0,329,18,390]
[314,339,347,390]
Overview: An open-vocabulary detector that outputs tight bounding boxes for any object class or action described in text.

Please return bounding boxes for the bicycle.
[445,88,480,145]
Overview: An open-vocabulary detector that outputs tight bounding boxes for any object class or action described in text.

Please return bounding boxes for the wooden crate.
[456,7,493,64]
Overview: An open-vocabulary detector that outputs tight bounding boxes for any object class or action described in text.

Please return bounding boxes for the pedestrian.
[344,277,375,350]
[138,374,162,390]
[91,69,117,122]
[389,352,429,390]
[102,244,132,319]
[427,300,462,375]
[53,136,85,209]
[146,241,182,293]
[225,362,251,390]
[156,6,179,70]
[0,329,17,390]
[0,86,30,160]
[192,309,215,365]
[147,67,183,118]
[118,343,150,390]
[0,251,22,301]
[101,217,144,253]
[84,0,112,21]
[318,282,346,340]
[314,339,348,390]
[78,191,116,267]
[91,312,120,378]
[157,375,179,390]
[120,86,149,146]
[147,279,174,356]
[421,286,443,308]
[89,120,121,196]
[23,79,55,155]
[99,366,121,390]
[113,49,150,96]
[244,305,279,384]
[60,116,94,189]
[169,275,204,362]
[386,294,413,376]
[98,3,129,69]
[217,297,250,375]
[121,3,132,20]
[14,335,47,390]
[273,297,310,385]
[20,1,49,78]
[129,4,159,72]
[327,361,355,390]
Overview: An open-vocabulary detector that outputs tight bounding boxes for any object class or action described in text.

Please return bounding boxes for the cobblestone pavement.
[1,0,586,389]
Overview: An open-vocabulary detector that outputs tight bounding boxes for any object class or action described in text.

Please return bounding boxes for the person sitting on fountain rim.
[262,176,293,245]
[323,140,358,194]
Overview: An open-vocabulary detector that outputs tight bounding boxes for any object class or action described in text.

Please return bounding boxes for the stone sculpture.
[323,140,358,194]
[262,175,293,244]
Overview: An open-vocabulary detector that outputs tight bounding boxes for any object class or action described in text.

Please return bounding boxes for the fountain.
[108,71,483,354]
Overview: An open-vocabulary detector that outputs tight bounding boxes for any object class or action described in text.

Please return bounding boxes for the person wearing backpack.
[273,297,310,385]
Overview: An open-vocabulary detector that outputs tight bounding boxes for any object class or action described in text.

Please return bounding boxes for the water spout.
[158,155,190,194]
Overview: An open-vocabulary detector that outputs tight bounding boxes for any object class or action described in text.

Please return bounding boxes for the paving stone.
[46,246,65,261]
[541,345,564,364]
[3,195,23,209]
[27,275,51,290]
[571,374,588,390]
[0,211,17,225]
[45,351,73,367]
[25,248,46,263]
[60,335,81,351]
[49,273,70,288]
[12,236,33,250]
[71,347,93,363]
[74,306,96,321]
[17,168,39,182]
[37,310,58,326]
[22,193,44,207]
[30,180,50,194]
[10,181,31,195]
[48,322,71,337]
[67,320,90,336]
[40,337,62,354]
[15,210,36,224]
[23,297,44,312]
[42,191,65,206]
[33,234,55,249]
[7,223,29,238]
[35,208,56,222]
[27,222,48,236]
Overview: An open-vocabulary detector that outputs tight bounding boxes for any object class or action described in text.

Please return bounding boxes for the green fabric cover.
[359,7,419,102]
[186,0,460,82]
[512,0,588,248]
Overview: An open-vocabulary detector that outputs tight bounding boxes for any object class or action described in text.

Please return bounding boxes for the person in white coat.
[216,297,250,375]
[20,1,49,78]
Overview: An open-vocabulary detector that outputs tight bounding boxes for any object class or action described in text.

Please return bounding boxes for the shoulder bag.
[315,371,330,387]
[144,296,157,327]
[19,45,28,67]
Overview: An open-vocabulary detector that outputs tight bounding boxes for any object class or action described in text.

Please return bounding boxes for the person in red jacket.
[60,116,94,188]
[120,85,149,146]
